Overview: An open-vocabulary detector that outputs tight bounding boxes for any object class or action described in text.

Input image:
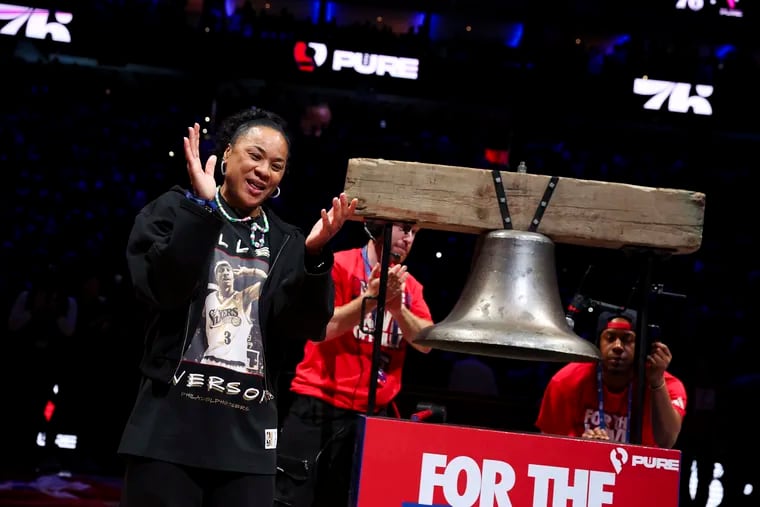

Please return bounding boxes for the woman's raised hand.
[183,122,217,200]
[305,193,359,254]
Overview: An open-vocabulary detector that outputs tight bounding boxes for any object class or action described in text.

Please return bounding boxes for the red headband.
[606,320,632,331]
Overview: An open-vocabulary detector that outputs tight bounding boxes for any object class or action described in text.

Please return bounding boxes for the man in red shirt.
[274,221,433,507]
[536,310,687,448]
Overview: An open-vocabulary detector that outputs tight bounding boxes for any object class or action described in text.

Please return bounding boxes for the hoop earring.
[271,186,281,199]
[220,160,226,175]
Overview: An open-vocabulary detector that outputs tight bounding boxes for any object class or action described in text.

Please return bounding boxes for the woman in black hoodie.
[117,106,357,507]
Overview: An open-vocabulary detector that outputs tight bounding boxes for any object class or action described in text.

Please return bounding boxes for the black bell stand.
[629,247,686,444]
[365,221,394,416]
[629,251,655,445]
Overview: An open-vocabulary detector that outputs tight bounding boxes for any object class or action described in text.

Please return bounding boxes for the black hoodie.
[118,186,334,473]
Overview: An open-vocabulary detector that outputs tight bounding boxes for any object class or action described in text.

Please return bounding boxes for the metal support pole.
[366,221,394,416]
[630,252,655,445]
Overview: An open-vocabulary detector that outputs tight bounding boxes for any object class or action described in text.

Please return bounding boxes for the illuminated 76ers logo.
[633,77,713,116]
[0,3,72,42]
[293,40,420,80]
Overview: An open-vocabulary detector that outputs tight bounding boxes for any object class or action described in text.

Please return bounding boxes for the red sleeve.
[536,378,562,435]
[407,278,433,322]
[330,258,353,307]
[665,374,687,418]
[536,376,577,437]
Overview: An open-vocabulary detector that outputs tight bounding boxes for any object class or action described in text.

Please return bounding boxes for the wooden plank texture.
[343,158,705,255]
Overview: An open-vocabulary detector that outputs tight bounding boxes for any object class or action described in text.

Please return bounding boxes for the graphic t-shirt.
[535,362,688,447]
[119,217,279,474]
[291,246,432,412]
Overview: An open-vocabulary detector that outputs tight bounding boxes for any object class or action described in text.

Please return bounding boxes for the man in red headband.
[535,310,687,448]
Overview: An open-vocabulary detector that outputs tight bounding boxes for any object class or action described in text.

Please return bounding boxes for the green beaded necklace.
[214,186,270,248]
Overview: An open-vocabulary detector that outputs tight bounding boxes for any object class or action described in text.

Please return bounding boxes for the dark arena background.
[0,0,757,505]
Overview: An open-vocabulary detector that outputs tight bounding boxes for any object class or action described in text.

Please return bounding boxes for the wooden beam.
[343,158,705,255]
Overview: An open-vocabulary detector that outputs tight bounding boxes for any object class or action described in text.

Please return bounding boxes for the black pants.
[274,395,368,507]
[120,457,274,507]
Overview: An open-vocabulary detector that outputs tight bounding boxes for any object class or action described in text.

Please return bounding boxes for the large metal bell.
[414,229,601,362]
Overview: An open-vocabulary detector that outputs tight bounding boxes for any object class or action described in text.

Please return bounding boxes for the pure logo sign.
[294,40,420,80]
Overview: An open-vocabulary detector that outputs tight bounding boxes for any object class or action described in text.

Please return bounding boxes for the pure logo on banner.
[0,3,72,42]
[293,40,420,80]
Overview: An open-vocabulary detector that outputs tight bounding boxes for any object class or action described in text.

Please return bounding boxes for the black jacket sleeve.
[294,249,335,341]
[269,240,335,345]
[126,187,224,309]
